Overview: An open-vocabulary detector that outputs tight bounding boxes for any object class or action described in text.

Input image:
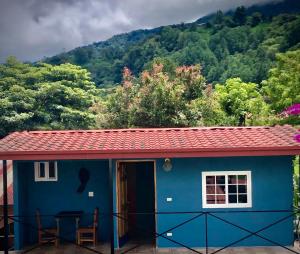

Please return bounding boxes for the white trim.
[34,161,58,182]
[202,171,252,209]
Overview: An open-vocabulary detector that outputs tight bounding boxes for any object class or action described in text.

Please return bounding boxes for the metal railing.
[1,209,300,254]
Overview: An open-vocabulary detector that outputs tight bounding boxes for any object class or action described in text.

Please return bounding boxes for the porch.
[8,242,300,254]
[1,127,300,253]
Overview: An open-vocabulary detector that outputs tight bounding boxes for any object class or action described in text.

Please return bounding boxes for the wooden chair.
[36,209,59,247]
[77,207,99,246]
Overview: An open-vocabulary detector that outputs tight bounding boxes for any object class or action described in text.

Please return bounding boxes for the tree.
[188,85,230,126]
[233,6,246,26]
[262,50,300,112]
[215,78,270,126]
[0,57,99,137]
[102,67,137,128]
[97,63,210,128]
[249,12,263,27]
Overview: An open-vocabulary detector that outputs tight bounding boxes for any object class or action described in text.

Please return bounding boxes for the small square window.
[34,161,58,181]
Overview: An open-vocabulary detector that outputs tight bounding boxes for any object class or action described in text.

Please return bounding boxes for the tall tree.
[215,78,270,126]
[233,6,247,26]
[263,50,300,112]
[0,57,99,137]
[96,64,209,128]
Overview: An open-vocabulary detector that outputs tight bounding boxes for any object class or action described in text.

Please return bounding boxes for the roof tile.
[0,126,299,159]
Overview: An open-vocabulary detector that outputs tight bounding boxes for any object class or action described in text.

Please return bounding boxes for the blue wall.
[14,156,294,250]
[14,160,110,249]
[155,156,294,248]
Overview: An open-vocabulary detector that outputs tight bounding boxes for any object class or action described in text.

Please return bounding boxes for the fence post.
[205,212,208,254]
[109,159,115,254]
[3,160,9,254]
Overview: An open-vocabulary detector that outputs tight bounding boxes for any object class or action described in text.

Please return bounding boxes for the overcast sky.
[0,0,280,63]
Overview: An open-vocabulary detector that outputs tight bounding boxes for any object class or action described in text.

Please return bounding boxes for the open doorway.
[116,161,156,248]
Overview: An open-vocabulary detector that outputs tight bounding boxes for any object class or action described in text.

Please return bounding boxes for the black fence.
[1,209,300,254]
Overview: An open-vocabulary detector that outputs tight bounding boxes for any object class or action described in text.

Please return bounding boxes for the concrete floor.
[6,242,300,254]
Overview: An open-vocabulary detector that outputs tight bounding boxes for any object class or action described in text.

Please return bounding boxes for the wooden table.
[55,210,83,242]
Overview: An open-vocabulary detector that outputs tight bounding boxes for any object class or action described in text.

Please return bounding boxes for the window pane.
[206,185,215,194]
[206,176,215,184]
[216,175,225,184]
[238,175,247,184]
[238,185,247,194]
[206,195,215,204]
[238,195,248,203]
[39,163,45,178]
[228,185,237,194]
[228,175,237,184]
[49,162,56,178]
[229,194,237,203]
[216,185,225,194]
[216,195,226,204]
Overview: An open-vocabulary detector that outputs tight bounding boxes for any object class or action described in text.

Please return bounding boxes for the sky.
[0,0,281,63]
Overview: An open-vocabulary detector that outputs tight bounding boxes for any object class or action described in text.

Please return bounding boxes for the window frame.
[202,171,252,208]
[34,161,58,182]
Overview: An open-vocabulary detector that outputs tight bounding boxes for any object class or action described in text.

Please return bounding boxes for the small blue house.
[0,126,299,252]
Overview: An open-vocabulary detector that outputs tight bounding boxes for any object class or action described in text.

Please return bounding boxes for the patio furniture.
[77,207,99,246]
[55,210,83,242]
[36,209,59,247]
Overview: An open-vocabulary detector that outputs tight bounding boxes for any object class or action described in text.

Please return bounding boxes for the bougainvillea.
[283,104,300,116]
[283,103,300,142]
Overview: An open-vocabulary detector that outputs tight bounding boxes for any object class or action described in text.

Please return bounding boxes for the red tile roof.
[0,126,299,160]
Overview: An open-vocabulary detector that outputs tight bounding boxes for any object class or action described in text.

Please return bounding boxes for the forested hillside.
[0,1,300,137]
[46,0,300,87]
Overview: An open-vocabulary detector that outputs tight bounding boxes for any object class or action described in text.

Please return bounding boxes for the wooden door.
[117,163,129,244]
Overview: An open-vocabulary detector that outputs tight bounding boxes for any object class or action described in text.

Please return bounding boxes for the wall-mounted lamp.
[163,158,172,172]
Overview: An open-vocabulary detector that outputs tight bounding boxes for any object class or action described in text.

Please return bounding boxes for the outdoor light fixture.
[163,158,172,172]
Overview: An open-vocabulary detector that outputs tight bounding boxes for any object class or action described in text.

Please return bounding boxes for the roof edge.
[0,148,299,160]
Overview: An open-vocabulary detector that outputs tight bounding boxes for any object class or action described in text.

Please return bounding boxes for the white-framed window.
[202,171,252,208]
[34,161,58,181]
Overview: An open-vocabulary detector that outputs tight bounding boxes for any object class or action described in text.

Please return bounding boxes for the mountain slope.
[46,0,300,87]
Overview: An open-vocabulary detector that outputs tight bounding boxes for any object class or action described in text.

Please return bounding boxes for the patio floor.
[8,242,300,254]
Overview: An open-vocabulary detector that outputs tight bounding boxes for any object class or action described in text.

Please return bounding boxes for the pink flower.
[295,133,300,143]
[284,104,300,115]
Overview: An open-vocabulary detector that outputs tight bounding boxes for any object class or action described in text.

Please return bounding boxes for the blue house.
[0,126,299,252]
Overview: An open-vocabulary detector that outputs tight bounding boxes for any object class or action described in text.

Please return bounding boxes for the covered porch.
[7,242,300,254]
[1,127,300,254]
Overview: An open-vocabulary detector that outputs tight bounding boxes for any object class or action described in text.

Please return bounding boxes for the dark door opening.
[117,161,155,247]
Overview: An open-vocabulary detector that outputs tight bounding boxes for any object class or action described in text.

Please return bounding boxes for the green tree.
[233,6,246,26]
[0,57,98,137]
[188,85,230,126]
[215,78,270,126]
[262,50,300,112]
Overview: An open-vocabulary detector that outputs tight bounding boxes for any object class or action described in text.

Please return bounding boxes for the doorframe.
[115,159,157,248]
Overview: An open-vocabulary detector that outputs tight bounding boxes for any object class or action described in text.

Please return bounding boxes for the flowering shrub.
[283,104,300,116]
[284,104,300,142]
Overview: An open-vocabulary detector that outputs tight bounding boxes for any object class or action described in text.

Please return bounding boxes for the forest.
[46,3,300,87]
[0,2,300,138]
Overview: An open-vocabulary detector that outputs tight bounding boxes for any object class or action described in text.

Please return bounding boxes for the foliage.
[45,4,300,88]
[262,50,300,114]
[94,64,216,128]
[0,57,98,137]
[1,2,300,135]
[215,78,270,126]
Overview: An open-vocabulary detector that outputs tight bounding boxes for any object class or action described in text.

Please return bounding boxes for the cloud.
[0,0,281,62]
